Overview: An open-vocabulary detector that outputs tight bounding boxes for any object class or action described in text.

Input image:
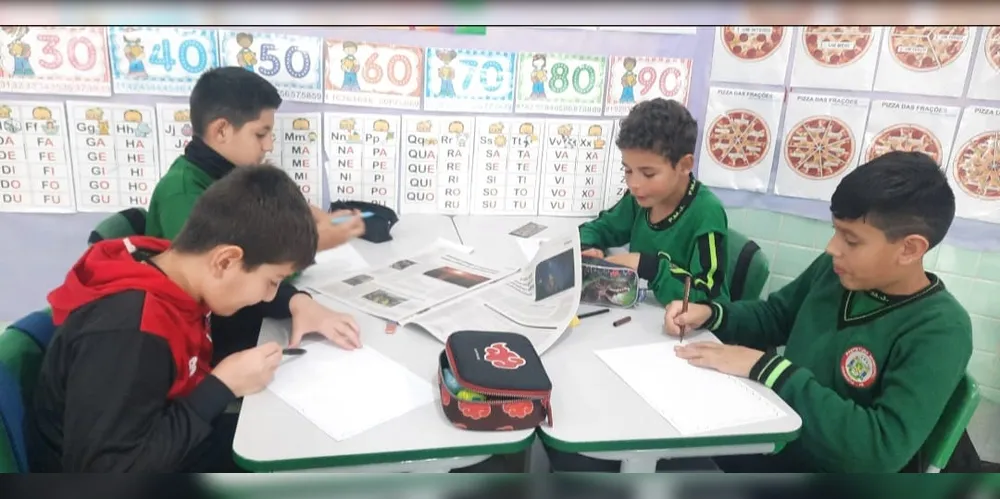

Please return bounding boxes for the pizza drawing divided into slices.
[706,109,771,171]
[985,27,1000,71]
[721,26,785,61]
[952,131,1000,200]
[866,124,942,164]
[802,26,874,67]
[784,116,855,180]
[889,26,969,72]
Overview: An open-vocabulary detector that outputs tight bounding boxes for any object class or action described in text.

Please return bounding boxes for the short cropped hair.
[615,98,699,165]
[830,151,955,249]
[172,164,317,271]
[189,67,282,137]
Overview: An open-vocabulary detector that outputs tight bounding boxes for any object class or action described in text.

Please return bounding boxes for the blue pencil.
[330,211,374,225]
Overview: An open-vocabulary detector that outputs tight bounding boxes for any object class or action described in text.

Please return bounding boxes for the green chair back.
[0,309,56,473]
[920,373,980,472]
[726,229,770,301]
[88,207,148,245]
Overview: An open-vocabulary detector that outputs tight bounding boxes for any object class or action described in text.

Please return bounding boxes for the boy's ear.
[209,245,245,276]
[675,154,694,174]
[898,234,930,266]
[204,117,232,144]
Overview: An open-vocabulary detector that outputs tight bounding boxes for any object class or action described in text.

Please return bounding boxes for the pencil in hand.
[680,275,692,343]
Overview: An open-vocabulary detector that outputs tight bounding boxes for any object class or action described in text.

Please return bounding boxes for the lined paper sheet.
[595,341,786,435]
[267,342,434,441]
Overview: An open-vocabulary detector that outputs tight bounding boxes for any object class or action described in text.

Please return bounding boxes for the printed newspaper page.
[410,231,582,352]
[303,242,518,324]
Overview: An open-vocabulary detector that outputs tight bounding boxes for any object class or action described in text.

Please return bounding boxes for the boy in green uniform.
[665,151,972,473]
[146,66,365,248]
[578,98,729,305]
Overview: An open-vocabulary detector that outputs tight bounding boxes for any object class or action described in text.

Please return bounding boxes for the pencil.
[680,275,692,343]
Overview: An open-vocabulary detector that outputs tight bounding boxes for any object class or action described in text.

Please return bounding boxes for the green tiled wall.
[729,208,1000,404]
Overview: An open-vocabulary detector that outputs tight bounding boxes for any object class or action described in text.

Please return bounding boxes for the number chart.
[469,117,544,216]
[399,115,475,215]
[0,101,76,213]
[515,52,608,117]
[267,113,324,207]
[66,101,160,212]
[155,103,193,177]
[218,31,324,103]
[605,56,692,117]
[0,27,112,97]
[324,112,402,211]
[602,121,626,210]
[538,119,615,217]
[325,40,424,110]
[423,48,516,113]
[108,27,220,96]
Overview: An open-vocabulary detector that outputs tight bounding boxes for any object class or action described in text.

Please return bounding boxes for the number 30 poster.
[0,26,112,96]
[108,27,220,96]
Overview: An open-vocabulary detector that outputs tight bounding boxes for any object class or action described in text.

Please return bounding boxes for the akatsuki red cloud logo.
[502,400,534,419]
[483,342,526,370]
[458,401,491,420]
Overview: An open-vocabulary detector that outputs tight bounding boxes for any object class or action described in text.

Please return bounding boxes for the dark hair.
[173,164,318,271]
[189,66,282,137]
[615,98,698,165]
[830,151,955,249]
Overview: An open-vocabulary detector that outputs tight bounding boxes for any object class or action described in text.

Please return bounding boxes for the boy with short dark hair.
[579,98,729,305]
[146,66,365,248]
[28,165,326,472]
[665,151,973,473]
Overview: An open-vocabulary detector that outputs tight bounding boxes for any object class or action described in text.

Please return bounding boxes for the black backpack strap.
[730,240,761,301]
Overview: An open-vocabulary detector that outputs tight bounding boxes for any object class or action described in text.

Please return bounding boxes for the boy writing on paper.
[28,166,328,472]
[578,98,730,305]
[146,67,363,361]
[664,151,973,473]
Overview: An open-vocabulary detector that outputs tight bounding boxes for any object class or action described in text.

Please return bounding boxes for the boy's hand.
[312,206,366,250]
[663,301,712,337]
[288,294,362,350]
[673,342,764,378]
[604,252,640,270]
[581,248,604,258]
[212,342,282,397]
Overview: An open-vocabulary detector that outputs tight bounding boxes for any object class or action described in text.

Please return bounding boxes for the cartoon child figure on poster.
[436,49,458,98]
[340,42,361,91]
[620,57,638,104]
[530,54,548,99]
[123,34,148,79]
[235,32,258,72]
[4,26,34,77]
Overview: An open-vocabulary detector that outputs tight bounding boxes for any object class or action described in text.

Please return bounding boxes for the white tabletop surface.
[233,214,535,471]
[451,215,592,265]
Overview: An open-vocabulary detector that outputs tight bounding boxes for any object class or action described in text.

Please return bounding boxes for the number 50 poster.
[218,31,324,103]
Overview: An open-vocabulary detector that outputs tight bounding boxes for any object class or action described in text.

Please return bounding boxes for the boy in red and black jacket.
[27,166,333,472]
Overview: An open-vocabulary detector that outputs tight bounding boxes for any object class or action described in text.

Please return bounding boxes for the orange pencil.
[680,275,692,343]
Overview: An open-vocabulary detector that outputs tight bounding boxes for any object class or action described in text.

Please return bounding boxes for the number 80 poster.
[108,27,221,96]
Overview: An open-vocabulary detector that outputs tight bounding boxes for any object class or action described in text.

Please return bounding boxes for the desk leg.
[619,457,658,473]
[524,436,551,473]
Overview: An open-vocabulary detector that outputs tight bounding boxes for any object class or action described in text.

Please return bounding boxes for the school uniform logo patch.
[483,342,526,370]
[841,346,877,388]
[188,356,198,377]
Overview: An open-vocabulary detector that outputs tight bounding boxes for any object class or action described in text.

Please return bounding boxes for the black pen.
[282,348,307,356]
[578,308,610,319]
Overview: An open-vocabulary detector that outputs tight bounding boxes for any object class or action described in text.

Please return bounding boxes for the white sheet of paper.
[267,342,434,441]
[515,237,546,261]
[595,341,786,436]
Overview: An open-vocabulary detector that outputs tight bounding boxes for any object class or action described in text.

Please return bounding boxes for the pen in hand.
[680,275,692,343]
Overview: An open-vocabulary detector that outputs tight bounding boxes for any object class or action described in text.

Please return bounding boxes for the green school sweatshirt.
[146,155,220,240]
[578,176,729,304]
[703,253,972,473]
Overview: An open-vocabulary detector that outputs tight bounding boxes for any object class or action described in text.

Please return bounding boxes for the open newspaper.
[302,233,581,352]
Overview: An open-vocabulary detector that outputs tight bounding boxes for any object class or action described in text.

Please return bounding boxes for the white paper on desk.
[595,341,786,435]
[515,237,547,261]
[267,342,434,441]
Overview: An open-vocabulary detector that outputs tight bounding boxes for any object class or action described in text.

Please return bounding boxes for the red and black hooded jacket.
[25,237,236,472]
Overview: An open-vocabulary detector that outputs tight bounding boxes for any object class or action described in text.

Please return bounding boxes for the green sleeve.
[149,193,199,240]
[704,253,829,350]
[578,194,638,250]
[640,231,727,305]
[748,313,972,472]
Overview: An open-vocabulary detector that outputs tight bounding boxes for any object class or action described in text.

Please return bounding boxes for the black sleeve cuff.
[637,252,661,281]
[262,283,309,319]
[749,349,798,392]
[183,374,236,423]
[697,300,726,331]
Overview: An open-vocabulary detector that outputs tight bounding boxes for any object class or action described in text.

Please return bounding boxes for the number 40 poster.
[108,27,221,96]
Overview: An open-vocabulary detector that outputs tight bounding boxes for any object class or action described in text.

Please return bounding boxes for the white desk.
[233,214,535,472]
[452,216,802,474]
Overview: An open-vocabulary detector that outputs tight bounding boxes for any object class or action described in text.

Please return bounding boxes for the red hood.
[48,237,208,325]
